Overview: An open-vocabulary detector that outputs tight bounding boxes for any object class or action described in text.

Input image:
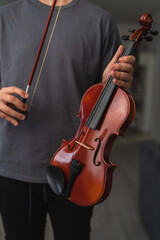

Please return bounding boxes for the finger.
[0,111,19,126]
[0,94,28,111]
[113,78,131,90]
[1,87,29,99]
[111,70,133,83]
[0,102,26,121]
[119,55,136,65]
[109,45,124,65]
[112,63,134,74]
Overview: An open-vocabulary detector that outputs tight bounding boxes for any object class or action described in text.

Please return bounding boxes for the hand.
[102,45,135,90]
[0,87,28,126]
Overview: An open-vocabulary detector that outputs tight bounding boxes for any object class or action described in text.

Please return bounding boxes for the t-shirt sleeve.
[96,15,121,83]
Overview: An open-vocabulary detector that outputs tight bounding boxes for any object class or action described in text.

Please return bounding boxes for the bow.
[22,0,63,115]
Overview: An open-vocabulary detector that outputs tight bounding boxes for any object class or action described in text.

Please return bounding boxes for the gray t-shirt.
[0,0,120,183]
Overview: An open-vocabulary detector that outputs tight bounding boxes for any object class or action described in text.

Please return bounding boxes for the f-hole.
[93,138,101,166]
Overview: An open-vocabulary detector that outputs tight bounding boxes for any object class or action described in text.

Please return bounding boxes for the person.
[0,0,135,239]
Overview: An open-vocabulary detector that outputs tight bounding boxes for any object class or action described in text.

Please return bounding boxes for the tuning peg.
[149,30,158,36]
[128,29,136,33]
[143,35,153,42]
[122,35,130,41]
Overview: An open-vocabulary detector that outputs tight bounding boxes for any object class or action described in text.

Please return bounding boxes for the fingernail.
[111,70,115,76]
[13,121,18,126]
[21,115,26,120]
[25,93,29,98]
[113,79,117,83]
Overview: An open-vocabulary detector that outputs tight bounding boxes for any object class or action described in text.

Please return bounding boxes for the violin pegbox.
[122,13,158,45]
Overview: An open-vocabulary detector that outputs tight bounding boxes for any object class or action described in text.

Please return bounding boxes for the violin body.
[50,83,136,206]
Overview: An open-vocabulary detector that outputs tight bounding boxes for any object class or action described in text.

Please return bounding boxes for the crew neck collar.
[30,0,79,10]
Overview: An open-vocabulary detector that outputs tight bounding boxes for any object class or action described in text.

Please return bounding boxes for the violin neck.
[85,41,135,130]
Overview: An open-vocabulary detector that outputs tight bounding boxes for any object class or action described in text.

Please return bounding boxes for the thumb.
[109,45,124,64]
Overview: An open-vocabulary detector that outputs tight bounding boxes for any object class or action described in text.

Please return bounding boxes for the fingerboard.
[86,41,135,130]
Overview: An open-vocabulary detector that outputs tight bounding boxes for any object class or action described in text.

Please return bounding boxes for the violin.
[46,13,158,206]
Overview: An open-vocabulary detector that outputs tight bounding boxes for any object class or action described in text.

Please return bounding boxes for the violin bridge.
[75,141,94,151]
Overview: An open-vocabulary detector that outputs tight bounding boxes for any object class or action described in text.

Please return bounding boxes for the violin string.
[85,40,133,127]
[28,0,63,112]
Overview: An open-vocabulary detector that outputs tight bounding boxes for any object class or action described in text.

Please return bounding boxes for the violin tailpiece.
[63,159,83,198]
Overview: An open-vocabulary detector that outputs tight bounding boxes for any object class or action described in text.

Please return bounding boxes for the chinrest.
[46,165,65,195]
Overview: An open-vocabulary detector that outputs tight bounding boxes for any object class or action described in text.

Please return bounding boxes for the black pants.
[0,176,93,240]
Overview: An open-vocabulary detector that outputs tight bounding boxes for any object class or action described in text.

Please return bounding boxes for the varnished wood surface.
[50,85,136,206]
[0,133,150,240]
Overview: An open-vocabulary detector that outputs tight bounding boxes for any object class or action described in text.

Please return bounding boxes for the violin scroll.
[139,13,153,28]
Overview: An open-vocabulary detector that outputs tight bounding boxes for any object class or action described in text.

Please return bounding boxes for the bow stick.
[22,0,63,117]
